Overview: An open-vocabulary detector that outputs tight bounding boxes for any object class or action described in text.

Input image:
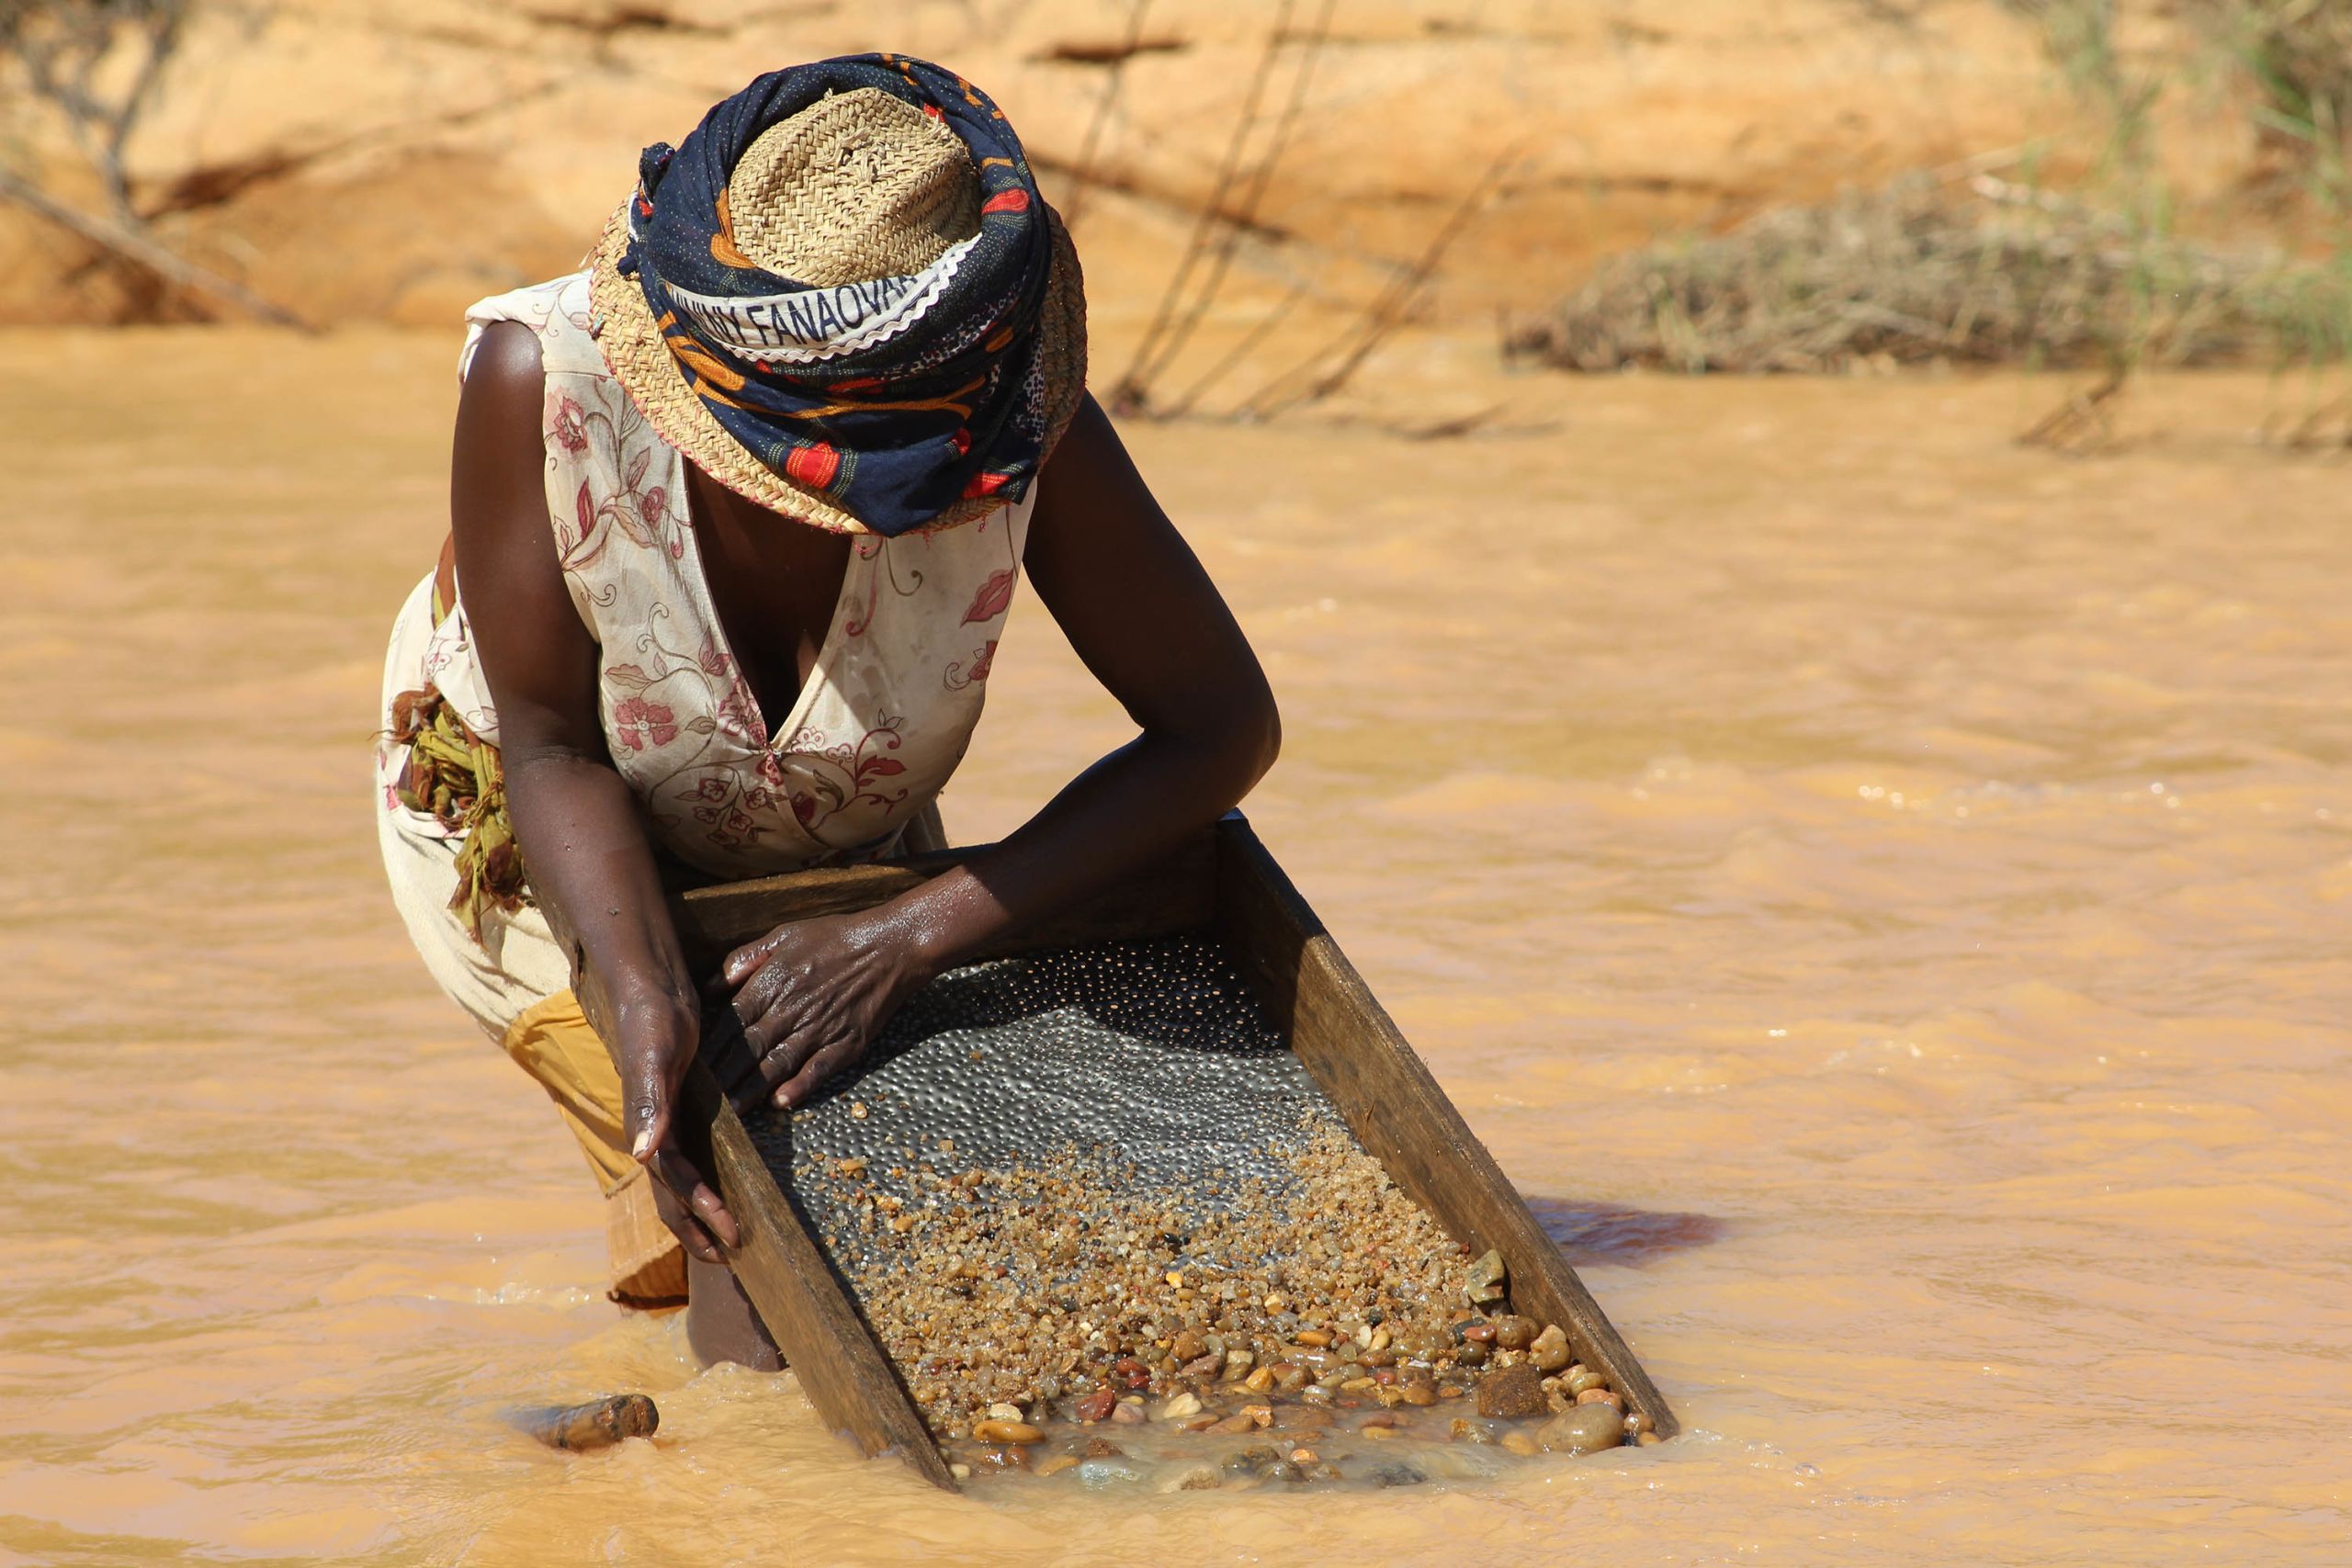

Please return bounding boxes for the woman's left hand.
[715,904,937,1112]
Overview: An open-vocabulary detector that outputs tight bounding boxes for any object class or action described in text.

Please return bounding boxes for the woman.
[374,57,1279,1365]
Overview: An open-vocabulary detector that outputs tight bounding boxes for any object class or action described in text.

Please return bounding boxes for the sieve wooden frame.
[546,813,1676,1491]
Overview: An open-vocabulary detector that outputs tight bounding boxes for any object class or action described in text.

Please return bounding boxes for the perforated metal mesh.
[743,933,1342,1280]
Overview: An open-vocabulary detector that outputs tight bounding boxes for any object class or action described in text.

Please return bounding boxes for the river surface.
[1,331,2346,1565]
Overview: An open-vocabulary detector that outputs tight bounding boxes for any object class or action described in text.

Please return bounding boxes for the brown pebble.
[1295,1329,1333,1348]
[972,1419,1044,1445]
[1034,1454,1079,1478]
[1576,1388,1624,1412]
[1111,1400,1145,1426]
[1494,1315,1538,1351]
[1460,1321,1497,1345]
[1628,1410,1655,1435]
[1074,1390,1115,1423]
[1476,1364,1547,1420]
[1537,1404,1624,1456]
[1529,1325,1571,1373]
[1363,1424,1401,1441]
[1082,1438,1126,1458]
[1637,1431,1664,1447]
[1182,1351,1223,1378]
[1566,1368,1606,1395]
[1244,1366,1276,1393]
[1499,1430,1541,1457]
[1172,1329,1206,1362]
[1207,1413,1257,1436]
[1241,1404,1274,1428]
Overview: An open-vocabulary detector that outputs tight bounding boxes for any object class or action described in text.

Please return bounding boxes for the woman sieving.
[374,57,1279,1366]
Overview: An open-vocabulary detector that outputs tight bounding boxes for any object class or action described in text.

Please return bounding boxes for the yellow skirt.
[375,571,948,1303]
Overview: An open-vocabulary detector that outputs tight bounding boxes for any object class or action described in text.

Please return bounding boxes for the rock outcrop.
[0,0,2280,336]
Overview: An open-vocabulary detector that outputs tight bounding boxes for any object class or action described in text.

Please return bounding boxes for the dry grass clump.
[1505,175,2352,376]
[2184,0,2352,193]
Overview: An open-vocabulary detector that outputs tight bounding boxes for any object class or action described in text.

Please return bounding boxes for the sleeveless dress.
[373,273,1035,1299]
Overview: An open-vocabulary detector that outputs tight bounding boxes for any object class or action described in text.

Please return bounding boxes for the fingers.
[650,1145,739,1253]
[722,929,786,988]
[777,1038,863,1111]
[727,1032,823,1114]
[645,1168,725,1265]
[626,1043,670,1162]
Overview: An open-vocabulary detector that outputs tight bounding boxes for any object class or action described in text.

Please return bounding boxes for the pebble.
[1156,1461,1223,1493]
[1538,1404,1624,1456]
[1566,1367,1606,1395]
[1074,1390,1116,1422]
[1494,1315,1538,1351]
[949,1461,972,1479]
[985,1402,1024,1423]
[1370,1462,1427,1488]
[1637,1431,1664,1447]
[1172,1329,1206,1361]
[1157,1392,1204,1421]
[1077,1457,1148,1488]
[1576,1388,1624,1412]
[1529,1325,1572,1373]
[972,1419,1044,1445]
[1476,1364,1547,1420]
[1111,1399,1145,1425]
[1464,1248,1508,1304]
[1499,1430,1541,1457]
[1034,1454,1079,1478]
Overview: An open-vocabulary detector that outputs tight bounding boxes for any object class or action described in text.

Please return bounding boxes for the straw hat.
[588,86,1085,536]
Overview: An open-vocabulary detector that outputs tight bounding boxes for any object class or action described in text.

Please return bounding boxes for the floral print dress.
[382,272,1033,883]
[376,272,1034,1039]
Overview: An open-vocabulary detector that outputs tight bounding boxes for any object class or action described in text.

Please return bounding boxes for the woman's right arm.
[450,321,737,1261]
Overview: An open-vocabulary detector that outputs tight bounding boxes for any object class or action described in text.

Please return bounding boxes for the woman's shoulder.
[458,273,607,382]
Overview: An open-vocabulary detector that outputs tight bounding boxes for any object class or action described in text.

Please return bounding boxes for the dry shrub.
[2183,0,2352,194]
[1504,175,2352,375]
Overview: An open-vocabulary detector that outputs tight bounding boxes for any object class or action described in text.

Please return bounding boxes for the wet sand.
[1,330,2347,1564]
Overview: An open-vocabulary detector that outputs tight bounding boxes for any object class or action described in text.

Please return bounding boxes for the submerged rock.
[1476,1364,1546,1419]
[1538,1404,1624,1456]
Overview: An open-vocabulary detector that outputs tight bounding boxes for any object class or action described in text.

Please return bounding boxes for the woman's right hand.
[614,981,741,1264]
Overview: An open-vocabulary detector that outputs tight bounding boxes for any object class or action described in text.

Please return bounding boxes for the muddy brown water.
[2,330,2347,1564]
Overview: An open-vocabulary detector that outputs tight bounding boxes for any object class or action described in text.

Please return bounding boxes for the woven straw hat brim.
[586,199,1086,537]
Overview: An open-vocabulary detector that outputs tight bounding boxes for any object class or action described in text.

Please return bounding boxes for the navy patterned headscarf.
[619,55,1056,536]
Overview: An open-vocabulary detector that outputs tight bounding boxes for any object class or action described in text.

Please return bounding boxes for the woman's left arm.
[718,393,1281,1111]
